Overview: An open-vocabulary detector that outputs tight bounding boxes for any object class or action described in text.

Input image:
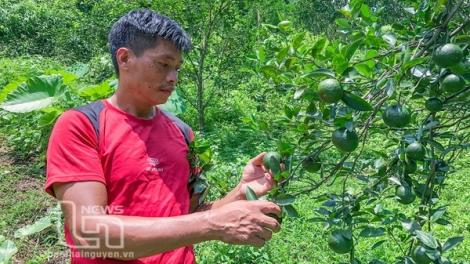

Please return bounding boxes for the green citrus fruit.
[317,78,344,104]
[382,104,411,128]
[396,185,416,204]
[331,128,359,152]
[433,43,463,68]
[327,230,353,254]
[404,161,417,174]
[424,97,443,112]
[405,142,426,160]
[263,151,282,170]
[441,73,466,94]
[302,156,322,173]
[411,246,432,264]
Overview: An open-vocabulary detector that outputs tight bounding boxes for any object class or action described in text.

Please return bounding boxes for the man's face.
[125,39,184,106]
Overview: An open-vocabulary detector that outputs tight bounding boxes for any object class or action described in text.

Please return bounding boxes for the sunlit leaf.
[159,89,187,115]
[382,32,397,46]
[415,230,438,249]
[442,237,464,252]
[14,217,51,237]
[275,194,296,206]
[335,18,351,28]
[0,75,66,113]
[359,226,385,237]
[0,240,18,262]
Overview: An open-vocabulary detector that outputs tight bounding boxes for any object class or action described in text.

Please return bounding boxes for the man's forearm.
[71,211,216,260]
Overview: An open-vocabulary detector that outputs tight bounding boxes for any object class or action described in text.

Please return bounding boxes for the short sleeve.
[45,110,105,197]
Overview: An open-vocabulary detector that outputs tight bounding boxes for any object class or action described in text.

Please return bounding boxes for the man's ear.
[116,47,132,72]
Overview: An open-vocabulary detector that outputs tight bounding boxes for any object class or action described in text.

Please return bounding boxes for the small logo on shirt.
[147,157,163,173]
[147,158,159,166]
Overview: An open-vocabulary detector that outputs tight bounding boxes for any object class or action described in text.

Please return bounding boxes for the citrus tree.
[247,0,469,262]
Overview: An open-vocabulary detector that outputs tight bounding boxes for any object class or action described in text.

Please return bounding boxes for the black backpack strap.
[160,109,191,145]
[72,101,106,143]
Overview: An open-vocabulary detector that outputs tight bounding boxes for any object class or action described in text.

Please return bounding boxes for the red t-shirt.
[45,100,196,263]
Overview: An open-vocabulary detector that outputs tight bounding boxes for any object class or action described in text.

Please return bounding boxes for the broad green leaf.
[442,237,464,252]
[423,121,440,131]
[361,4,371,18]
[269,156,282,176]
[0,240,17,262]
[415,230,438,249]
[159,89,187,115]
[274,194,296,206]
[386,79,396,97]
[245,186,258,201]
[0,78,26,103]
[382,32,397,46]
[431,208,446,222]
[335,18,351,28]
[292,32,306,51]
[345,39,363,62]
[0,75,66,113]
[341,91,373,111]
[14,217,51,237]
[48,70,77,84]
[66,63,89,78]
[359,226,385,237]
[302,69,335,79]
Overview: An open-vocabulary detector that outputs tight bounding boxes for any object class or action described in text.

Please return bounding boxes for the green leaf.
[359,226,386,237]
[277,46,289,64]
[277,21,293,31]
[335,18,351,28]
[342,67,360,79]
[274,194,296,206]
[0,75,66,113]
[283,204,299,217]
[401,56,430,71]
[360,4,371,18]
[442,237,464,252]
[257,46,266,64]
[302,68,335,79]
[371,240,386,250]
[292,32,306,51]
[269,156,282,176]
[245,186,258,201]
[355,63,372,77]
[38,110,62,127]
[0,240,18,262]
[159,89,187,115]
[382,32,397,46]
[78,81,115,101]
[66,63,89,78]
[401,219,422,234]
[14,217,52,237]
[260,65,278,80]
[345,39,363,62]
[311,38,327,58]
[341,91,373,111]
[426,139,445,152]
[415,230,438,249]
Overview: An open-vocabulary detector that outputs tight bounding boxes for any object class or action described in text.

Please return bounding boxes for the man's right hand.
[205,200,281,247]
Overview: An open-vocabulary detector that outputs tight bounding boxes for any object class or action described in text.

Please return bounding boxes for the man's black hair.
[108,9,191,76]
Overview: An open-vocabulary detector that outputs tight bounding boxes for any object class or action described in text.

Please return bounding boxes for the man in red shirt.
[45,9,281,263]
